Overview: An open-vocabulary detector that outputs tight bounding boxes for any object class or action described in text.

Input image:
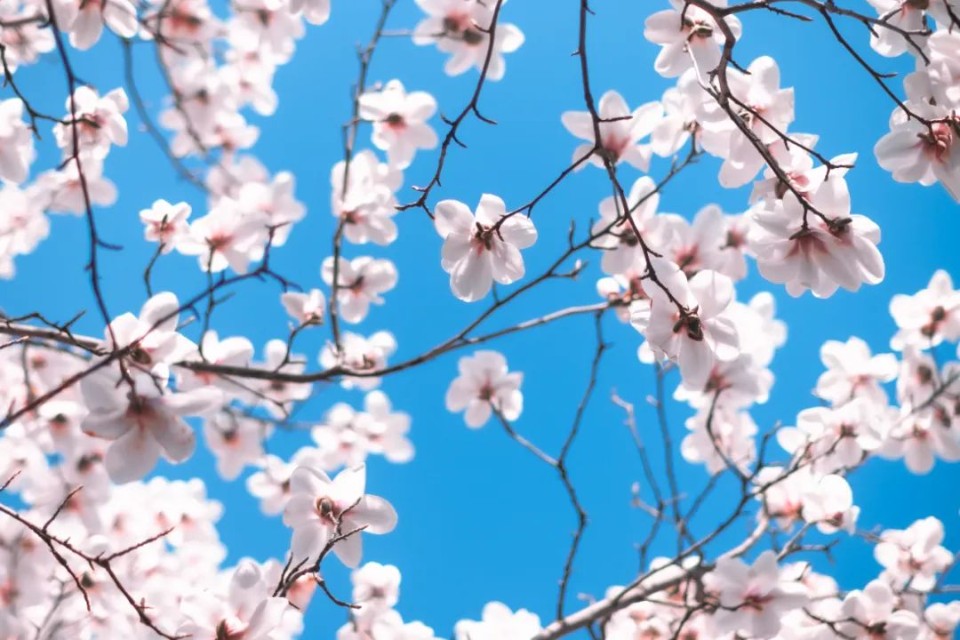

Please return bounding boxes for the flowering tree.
[0,0,958,638]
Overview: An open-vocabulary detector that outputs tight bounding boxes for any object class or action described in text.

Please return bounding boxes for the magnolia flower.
[290,0,329,25]
[103,291,196,370]
[69,0,138,50]
[140,199,192,253]
[359,80,438,168]
[331,150,401,245]
[412,0,524,81]
[704,551,809,638]
[233,171,305,247]
[445,350,523,428]
[254,340,313,417]
[454,602,542,640]
[815,337,898,406]
[322,256,398,323]
[681,406,757,474]
[80,370,221,483]
[54,87,129,158]
[203,414,267,480]
[178,330,255,397]
[36,156,118,214]
[352,561,401,615]
[644,0,742,78]
[247,447,325,516]
[561,90,662,171]
[177,199,268,273]
[874,517,954,591]
[319,331,397,390]
[875,114,960,202]
[590,176,663,276]
[434,194,537,302]
[890,270,960,349]
[632,263,740,388]
[0,99,34,183]
[878,411,960,474]
[282,464,397,567]
[779,399,888,473]
[801,473,859,534]
[281,289,327,326]
[749,171,885,298]
[839,580,921,640]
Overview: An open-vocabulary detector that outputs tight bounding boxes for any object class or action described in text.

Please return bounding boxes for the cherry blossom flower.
[0,98,34,183]
[644,0,742,78]
[281,288,327,326]
[561,90,662,171]
[874,517,954,592]
[54,87,129,158]
[454,601,542,640]
[890,270,960,350]
[322,256,398,323]
[359,80,438,169]
[445,350,523,428]
[80,370,221,483]
[703,551,808,638]
[282,464,397,567]
[139,199,192,253]
[816,337,898,406]
[632,263,740,388]
[412,0,524,81]
[434,194,537,302]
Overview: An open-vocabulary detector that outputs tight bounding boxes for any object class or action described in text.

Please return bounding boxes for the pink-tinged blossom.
[246,447,324,515]
[681,406,757,474]
[445,350,523,428]
[351,561,401,616]
[703,551,809,639]
[54,87,129,158]
[800,473,859,534]
[36,156,118,215]
[80,370,221,483]
[749,165,885,298]
[234,171,305,247]
[921,602,960,640]
[203,414,268,480]
[178,330,255,398]
[227,0,305,64]
[561,90,662,171]
[178,559,300,640]
[779,399,889,473]
[102,291,196,370]
[412,0,524,81]
[454,601,542,640]
[643,0,742,78]
[331,149,402,245]
[875,517,954,592]
[290,0,329,25]
[281,288,326,326]
[632,263,740,388]
[177,198,268,273]
[139,199,191,253]
[816,337,898,406]
[320,331,397,390]
[652,68,710,157]
[0,98,34,183]
[359,80,438,169]
[0,184,49,279]
[839,580,921,640]
[890,270,960,350]
[591,176,663,276]
[254,339,313,417]
[878,411,960,474]
[699,56,795,188]
[434,194,537,302]
[322,256,398,323]
[282,464,397,567]
[311,392,414,469]
[68,0,138,50]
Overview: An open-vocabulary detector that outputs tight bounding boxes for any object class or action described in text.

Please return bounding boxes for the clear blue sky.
[2,1,958,636]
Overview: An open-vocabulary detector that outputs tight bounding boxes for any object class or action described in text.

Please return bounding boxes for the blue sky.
[2,0,959,637]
